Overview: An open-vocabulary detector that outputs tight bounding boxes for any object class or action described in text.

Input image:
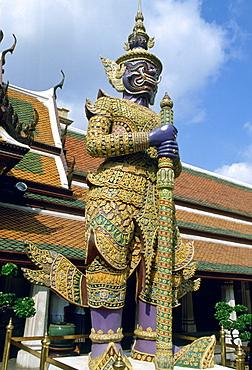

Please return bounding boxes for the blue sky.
[0,0,251,184]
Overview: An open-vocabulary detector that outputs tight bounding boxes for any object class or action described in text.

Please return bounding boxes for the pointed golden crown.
[116,1,162,73]
[101,2,163,93]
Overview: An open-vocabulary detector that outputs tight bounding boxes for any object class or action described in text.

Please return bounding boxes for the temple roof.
[1,85,68,189]
[174,164,252,218]
[63,126,103,177]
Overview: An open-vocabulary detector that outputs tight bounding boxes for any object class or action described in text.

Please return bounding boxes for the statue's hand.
[157,140,179,158]
[149,124,178,147]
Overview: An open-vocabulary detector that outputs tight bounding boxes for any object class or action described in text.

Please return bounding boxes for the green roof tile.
[196,261,252,275]
[66,130,86,141]
[24,191,86,209]
[178,220,252,241]
[182,166,252,193]
[24,192,86,208]
[0,238,85,259]
[9,96,39,137]
[15,152,44,174]
[73,169,88,176]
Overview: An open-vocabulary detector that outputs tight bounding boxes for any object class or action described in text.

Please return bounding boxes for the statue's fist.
[149,124,178,147]
[157,140,179,159]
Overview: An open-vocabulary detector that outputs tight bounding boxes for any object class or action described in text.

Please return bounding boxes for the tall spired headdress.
[101,1,162,92]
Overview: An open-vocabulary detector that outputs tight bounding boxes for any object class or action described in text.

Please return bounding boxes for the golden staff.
[155,93,175,370]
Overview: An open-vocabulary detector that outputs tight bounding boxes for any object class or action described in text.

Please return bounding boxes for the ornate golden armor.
[84,91,182,308]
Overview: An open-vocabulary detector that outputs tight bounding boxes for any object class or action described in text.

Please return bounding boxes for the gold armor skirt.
[84,169,163,308]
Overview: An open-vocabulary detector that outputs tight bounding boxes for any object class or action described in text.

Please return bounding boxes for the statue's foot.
[131,340,181,362]
[131,339,155,362]
[173,335,216,369]
[88,342,132,370]
[90,342,122,359]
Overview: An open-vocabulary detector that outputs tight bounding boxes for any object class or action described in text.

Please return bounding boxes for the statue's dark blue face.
[122,60,161,105]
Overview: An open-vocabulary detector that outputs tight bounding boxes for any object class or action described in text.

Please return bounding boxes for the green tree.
[0,263,36,318]
[214,302,252,345]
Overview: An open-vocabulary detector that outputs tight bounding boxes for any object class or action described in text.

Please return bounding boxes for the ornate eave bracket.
[0,83,39,146]
[0,141,30,176]
[0,32,36,174]
[0,31,17,84]
[0,32,38,148]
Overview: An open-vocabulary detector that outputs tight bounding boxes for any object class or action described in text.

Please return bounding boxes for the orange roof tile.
[0,205,85,254]
[64,134,103,174]
[175,169,252,215]
[177,209,252,236]
[181,238,252,268]
[8,153,62,187]
[8,89,55,146]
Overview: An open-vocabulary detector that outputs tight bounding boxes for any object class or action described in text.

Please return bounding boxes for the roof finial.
[0,32,17,86]
[1,34,17,67]
[53,70,65,99]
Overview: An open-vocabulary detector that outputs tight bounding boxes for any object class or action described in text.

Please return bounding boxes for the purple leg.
[90,307,123,359]
[134,300,181,356]
[134,299,156,355]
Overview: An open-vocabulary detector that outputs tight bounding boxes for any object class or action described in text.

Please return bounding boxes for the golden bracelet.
[134,325,156,341]
[132,132,150,152]
[89,328,124,343]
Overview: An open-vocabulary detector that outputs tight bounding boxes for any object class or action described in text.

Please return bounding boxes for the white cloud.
[214,162,252,185]
[215,123,252,185]
[243,144,252,162]
[1,0,250,180]
[0,0,247,130]
[244,121,252,136]
[145,0,229,122]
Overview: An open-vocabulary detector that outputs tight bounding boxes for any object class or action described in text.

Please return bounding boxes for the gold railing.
[218,326,248,370]
[2,320,249,370]
[2,318,88,370]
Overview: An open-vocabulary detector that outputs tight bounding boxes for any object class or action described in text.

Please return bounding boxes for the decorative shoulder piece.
[174,335,216,369]
[85,95,112,120]
[22,241,86,306]
[100,56,125,92]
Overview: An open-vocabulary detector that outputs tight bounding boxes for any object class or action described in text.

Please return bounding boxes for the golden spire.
[123,0,154,52]
[133,0,146,35]
[116,2,161,72]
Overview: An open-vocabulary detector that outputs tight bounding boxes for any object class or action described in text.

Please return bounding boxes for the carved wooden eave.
[71,171,87,183]
[0,174,72,196]
[0,175,76,211]
[31,140,62,155]
[0,141,30,175]
[0,249,85,271]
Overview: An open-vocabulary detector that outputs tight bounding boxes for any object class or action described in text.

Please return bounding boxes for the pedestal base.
[48,355,231,370]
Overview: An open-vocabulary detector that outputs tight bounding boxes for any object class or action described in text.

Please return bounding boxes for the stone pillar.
[181,292,197,333]
[16,285,50,369]
[241,281,251,313]
[49,293,69,324]
[221,281,237,360]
